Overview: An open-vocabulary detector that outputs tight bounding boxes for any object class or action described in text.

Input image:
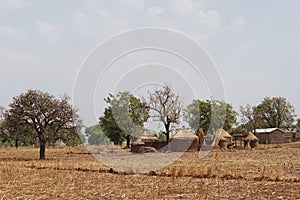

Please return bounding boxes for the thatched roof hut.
[244,132,259,149]
[140,130,159,142]
[133,137,145,145]
[213,129,233,150]
[131,138,145,153]
[172,128,199,140]
[220,129,232,139]
[245,132,259,141]
[170,128,199,152]
[218,135,228,150]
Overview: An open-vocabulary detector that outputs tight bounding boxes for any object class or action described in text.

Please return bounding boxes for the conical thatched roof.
[140,130,159,142]
[141,130,156,137]
[220,129,232,138]
[245,132,259,141]
[171,128,198,140]
[214,129,232,139]
[133,137,145,145]
[218,135,227,141]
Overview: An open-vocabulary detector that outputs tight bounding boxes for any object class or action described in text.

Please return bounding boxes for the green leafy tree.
[0,107,8,145]
[255,97,296,129]
[184,99,237,135]
[1,106,35,147]
[85,124,110,145]
[61,129,85,146]
[100,106,124,145]
[184,100,211,134]
[99,92,149,148]
[3,114,35,147]
[148,84,183,143]
[4,90,82,159]
[157,131,167,142]
[0,106,4,121]
[296,118,300,131]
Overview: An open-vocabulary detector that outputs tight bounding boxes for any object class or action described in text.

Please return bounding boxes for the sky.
[0,0,300,127]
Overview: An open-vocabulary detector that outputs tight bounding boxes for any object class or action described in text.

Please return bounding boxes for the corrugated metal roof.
[253,128,284,133]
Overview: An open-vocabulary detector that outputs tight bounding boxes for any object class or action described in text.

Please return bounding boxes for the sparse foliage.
[239,104,262,133]
[148,84,183,143]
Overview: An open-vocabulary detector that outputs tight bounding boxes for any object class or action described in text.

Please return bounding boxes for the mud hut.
[170,128,199,152]
[213,129,233,150]
[244,132,259,149]
[131,138,145,153]
[218,135,228,150]
[254,128,291,144]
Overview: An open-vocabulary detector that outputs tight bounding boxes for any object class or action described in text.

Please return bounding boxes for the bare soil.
[0,143,300,199]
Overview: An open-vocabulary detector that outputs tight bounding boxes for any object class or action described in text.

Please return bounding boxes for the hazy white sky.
[0,0,299,126]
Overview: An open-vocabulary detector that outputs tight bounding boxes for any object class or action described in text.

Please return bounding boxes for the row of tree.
[0,85,298,159]
[239,97,297,133]
[97,84,298,148]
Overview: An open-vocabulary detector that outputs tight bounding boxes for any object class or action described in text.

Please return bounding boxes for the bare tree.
[240,103,261,133]
[148,84,183,143]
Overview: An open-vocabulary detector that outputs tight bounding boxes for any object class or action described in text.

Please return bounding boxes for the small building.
[244,132,259,149]
[218,135,228,150]
[140,130,159,142]
[131,138,145,153]
[140,130,167,151]
[131,130,167,152]
[213,129,233,150]
[170,128,199,152]
[285,129,300,142]
[293,132,300,142]
[254,128,292,144]
[230,130,247,148]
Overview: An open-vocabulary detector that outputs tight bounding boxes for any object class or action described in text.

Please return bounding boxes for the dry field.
[1,143,300,199]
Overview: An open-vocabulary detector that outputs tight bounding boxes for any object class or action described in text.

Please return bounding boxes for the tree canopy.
[296,118,300,131]
[99,91,149,147]
[255,97,296,129]
[239,97,296,132]
[85,124,110,145]
[184,99,237,135]
[3,90,82,159]
[0,106,4,121]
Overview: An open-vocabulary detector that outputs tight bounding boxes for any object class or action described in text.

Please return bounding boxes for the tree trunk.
[126,134,130,148]
[40,143,46,160]
[164,123,170,144]
[38,133,46,159]
[15,138,19,148]
[165,131,170,144]
[164,123,171,151]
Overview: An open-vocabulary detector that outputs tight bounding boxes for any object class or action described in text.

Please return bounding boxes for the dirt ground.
[0,143,300,199]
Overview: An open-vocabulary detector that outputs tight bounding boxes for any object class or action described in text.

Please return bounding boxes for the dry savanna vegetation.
[1,143,300,199]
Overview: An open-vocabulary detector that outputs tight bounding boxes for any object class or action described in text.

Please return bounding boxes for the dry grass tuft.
[0,144,299,199]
